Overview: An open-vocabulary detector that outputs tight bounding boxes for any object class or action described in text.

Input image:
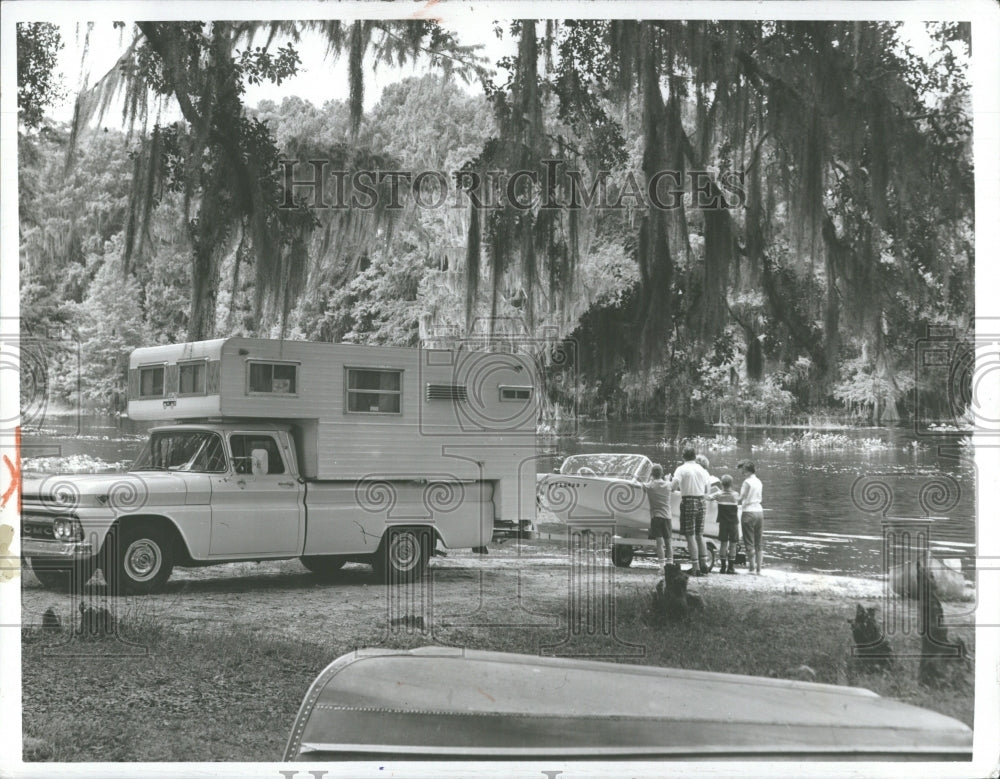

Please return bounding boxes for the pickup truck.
[22,421,495,594]
[22,337,537,593]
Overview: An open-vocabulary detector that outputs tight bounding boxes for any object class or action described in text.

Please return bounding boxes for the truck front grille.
[22,517,56,539]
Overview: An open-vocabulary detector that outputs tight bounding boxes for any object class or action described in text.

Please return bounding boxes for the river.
[22,416,976,578]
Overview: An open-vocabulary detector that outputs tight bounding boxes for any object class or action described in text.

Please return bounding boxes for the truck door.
[209,432,303,557]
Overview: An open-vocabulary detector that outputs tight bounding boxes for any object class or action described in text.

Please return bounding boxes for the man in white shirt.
[671,446,711,576]
[738,460,764,574]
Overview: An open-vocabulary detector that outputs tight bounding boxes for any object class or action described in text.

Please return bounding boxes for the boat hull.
[285,646,972,760]
[537,473,720,538]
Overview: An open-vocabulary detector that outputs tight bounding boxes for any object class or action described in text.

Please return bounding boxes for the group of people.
[641,446,765,576]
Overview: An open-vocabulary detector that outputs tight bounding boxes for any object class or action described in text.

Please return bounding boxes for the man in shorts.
[642,464,673,567]
[671,446,711,576]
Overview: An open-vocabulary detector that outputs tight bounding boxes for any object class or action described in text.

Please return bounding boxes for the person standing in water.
[738,460,765,575]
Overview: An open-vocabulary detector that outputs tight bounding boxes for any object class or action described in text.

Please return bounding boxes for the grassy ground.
[22,586,974,762]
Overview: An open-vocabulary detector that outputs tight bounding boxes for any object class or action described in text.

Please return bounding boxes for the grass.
[22,586,974,762]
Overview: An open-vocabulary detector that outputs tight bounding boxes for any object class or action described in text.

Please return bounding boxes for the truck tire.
[103,524,175,595]
[301,555,347,578]
[611,544,634,568]
[373,527,431,583]
[28,559,95,591]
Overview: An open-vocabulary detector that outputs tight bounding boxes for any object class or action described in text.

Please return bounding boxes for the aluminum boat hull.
[285,646,972,760]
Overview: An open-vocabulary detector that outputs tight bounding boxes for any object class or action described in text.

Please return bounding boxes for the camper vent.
[425,383,468,402]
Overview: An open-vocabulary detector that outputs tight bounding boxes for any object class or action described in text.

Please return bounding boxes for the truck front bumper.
[21,538,94,560]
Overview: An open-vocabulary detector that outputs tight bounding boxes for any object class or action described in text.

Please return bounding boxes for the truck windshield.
[132,431,227,473]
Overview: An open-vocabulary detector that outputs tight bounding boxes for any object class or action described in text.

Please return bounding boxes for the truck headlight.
[52,517,81,541]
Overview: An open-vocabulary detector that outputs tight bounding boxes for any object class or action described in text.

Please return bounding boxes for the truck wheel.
[373,527,430,583]
[28,559,94,591]
[301,555,347,578]
[611,544,634,568]
[104,524,174,595]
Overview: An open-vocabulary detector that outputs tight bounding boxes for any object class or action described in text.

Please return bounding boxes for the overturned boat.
[284,646,972,761]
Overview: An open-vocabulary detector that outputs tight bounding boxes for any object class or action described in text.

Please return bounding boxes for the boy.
[642,464,673,568]
[738,461,764,575]
[706,474,740,573]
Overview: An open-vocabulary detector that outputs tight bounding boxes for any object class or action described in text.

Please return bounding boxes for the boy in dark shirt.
[706,473,740,574]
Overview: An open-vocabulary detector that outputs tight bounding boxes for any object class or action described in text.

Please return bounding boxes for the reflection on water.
[24,416,976,577]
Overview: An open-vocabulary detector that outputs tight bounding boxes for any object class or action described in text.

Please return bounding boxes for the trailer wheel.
[103,523,174,595]
[703,543,717,573]
[373,527,431,583]
[611,544,634,568]
[301,555,347,578]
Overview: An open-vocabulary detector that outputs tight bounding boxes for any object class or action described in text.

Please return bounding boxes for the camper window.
[230,434,286,475]
[346,368,402,414]
[179,361,207,395]
[139,366,165,398]
[499,385,532,402]
[248,362,298,395]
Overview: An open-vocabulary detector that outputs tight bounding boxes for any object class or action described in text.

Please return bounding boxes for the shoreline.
[495,536,977,603]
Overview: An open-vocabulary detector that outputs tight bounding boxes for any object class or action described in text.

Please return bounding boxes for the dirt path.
[20,539,905,647]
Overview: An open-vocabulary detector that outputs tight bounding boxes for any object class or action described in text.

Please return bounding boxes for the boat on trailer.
[536,452,733,569]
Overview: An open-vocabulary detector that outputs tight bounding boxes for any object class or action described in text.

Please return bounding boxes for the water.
[23,416,977,577]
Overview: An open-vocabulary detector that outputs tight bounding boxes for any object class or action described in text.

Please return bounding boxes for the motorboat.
[536,453,725,568]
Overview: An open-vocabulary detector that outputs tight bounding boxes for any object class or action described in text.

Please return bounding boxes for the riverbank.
[21,544,975,762]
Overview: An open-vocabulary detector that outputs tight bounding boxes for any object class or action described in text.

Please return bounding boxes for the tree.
[68,20,485,340]
[469,20,971,417]
[74,239,148,410]
[16,22,64,129]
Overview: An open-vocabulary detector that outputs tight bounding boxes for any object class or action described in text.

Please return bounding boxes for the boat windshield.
[559,454,651,480]
[132,431,228,473]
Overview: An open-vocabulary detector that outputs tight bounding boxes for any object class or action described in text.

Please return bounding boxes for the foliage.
[472,20,971,420]
[833,354,916,424]
[16,22,65,129]
[73,241,148,410]
[20,21,972,424]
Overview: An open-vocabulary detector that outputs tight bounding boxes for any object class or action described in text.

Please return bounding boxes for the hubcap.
[389,533,419,571]
[124,539,161,581]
